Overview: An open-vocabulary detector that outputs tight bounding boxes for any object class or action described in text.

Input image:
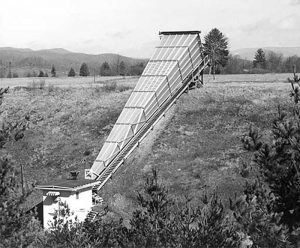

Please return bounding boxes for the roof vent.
[69,171,79,180]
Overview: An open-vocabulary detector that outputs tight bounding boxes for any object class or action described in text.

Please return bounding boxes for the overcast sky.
[0,0,299,58]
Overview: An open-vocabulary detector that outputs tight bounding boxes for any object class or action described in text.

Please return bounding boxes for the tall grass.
[103,81,117,92]
[28,79,46,90]
[100,81,133,93]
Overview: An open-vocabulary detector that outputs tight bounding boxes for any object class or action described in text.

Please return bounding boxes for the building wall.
[42,187,92,229]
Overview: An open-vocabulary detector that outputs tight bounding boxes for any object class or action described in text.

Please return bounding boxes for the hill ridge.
[0,47,148,76]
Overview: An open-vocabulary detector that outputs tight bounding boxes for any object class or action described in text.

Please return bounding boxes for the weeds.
[103,81,117,92]
[117,84,132,92]
[102,81,133,93]
[27,79,46,90]
[94,85,102,93]
[12,80,59,93]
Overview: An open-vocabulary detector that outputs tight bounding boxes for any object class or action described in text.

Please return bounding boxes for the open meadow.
[101,74,293,218]
[0,73,293,212]
[0,75,138,89]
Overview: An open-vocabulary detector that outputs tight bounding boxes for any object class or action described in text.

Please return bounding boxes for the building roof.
[36,179,99,191]
[159,30,201,35]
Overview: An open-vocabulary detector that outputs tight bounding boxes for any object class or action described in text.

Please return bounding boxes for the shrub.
[0,88,42,247]
[47,84,56,93]
[230,181,291,247]
[6,71,12,78]
[116,84,132,92]
[103,81,117,92]
[27,80,46,90]
[51,65,56,77]
[38,70,45,77]
[12,72,19,78]
[120,169,240,247]
[94,85,101,94]
[25,72,32,77]
[241,69,300,247]
[0,158,42,247]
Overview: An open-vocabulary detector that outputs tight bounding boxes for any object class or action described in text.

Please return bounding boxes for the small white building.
[36,178,99,229]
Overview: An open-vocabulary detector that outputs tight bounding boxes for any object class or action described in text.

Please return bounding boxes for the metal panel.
[91,31,204,178]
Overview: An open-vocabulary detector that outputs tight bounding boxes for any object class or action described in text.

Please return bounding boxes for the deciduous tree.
[266,51,283,72]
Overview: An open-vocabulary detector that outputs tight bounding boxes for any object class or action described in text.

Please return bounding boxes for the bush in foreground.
[0,88,43,247]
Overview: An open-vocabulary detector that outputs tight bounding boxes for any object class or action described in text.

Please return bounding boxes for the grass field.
[0,76,138,88]
[0,79,137,207]
[0,73,293,212]
[0,73,291,89]
[100,74,293,218]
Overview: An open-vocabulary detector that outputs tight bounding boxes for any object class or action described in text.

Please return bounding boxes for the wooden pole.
[21,163,25,195]
[94,69,95,84]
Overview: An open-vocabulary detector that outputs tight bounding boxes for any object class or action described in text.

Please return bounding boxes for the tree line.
[1,28,298,79]
[0,60,146,78]
[71,61,145,77]
[203,28,300,75]
[221,49,300,74]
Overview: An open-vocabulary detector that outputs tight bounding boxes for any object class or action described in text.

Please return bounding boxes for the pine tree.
[6,72,12,78]
[253,48,266,69]
[6,62,12,78]
[119,61,126,76]
[79,63,89,76]
[68,67,76,77]
[38,70,44,77]
[242,68,300,230]
[203,28,229,79]
[100,62,111,76]
[51,65,56,77]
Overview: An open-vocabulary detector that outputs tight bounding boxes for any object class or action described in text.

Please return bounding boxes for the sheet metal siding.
[91,33,202,176]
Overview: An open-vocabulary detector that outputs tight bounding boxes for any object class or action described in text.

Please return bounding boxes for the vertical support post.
[94,69,96,84]
[21,163,24,195]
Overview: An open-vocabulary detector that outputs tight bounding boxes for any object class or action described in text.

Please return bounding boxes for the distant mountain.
[0,47,147,77]
[0,47,33,53]
[232,47,300,60]
[37,48,72,54]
